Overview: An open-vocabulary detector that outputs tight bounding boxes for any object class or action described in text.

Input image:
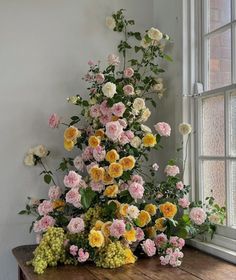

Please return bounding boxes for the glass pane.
[208,0,231,32]
[202,95,225,156]
[230,92,236,156]
[208,29,231,90]
[202,160,226,207]
[230,161,236,226]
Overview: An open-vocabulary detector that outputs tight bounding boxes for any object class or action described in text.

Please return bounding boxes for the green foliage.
[80,187,97,210]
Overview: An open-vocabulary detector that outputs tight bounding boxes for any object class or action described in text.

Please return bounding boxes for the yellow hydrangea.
[103,184,119,198]
[88,229,105,248]
[119,156,136,171]
[136,210,151,227]
[144,204,157,216]
[64,126,81,142]
[64,139,75,151]
[142,133,157,147]
[101,221,112,237]
[88,135,101,148]
[89,166,105,182]
[108,162,123,178]
[124,248,137,264]
[155,217,167,231]
[160,202,177,219]
[106,149,120,163]
[123,227,137,243]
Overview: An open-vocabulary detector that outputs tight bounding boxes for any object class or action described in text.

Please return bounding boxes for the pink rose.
[78,248,89,262]
[178,238,185,249]
[33,215,55,232]
[110,219,126,238]
[164,165,180,177]
[111,102,126,117]
[95,73,105,84]
[118,119,127,128]
[78,179,87,189]
[99,113,113,126]
[152,163,159,171]
[38,200,53,216]
[176,181,184,190]
[190,207,207,225]
[64,171,82,188]
[169,236,179,247]
[100,100,111,116]
[107,54,120,66]
[48,113,60,128]
[67,217,85,234]
[70,245,78,256]
[93,146,106,162]
[131,174,144,185]
[73,156,84,171]
[119,132,130,145]
[135,227,145,241]
[48,186,61,201]
[82,147,93,161]
[90,181,104,192]
[141,239,156,257]
[90,104,101,118]
[119,183,129,191]
[154,122,171,137]
[65,188,81,208]
[125,130,134,140]
[178,197,190,208]
[88,60,94,66]
[128,182,144,200]
[124,67,134,78]
[155,233,168,248]
[123,84,134,95]
[105,121,123,141]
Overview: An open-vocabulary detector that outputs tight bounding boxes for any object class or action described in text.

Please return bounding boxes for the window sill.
[187,238,236,264]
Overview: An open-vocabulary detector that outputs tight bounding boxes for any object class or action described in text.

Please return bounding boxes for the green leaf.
[71,116,80,121]
[177,228,188,239]
[80,187,96,209]
[44,174,52,184]
[151,100,156,108]
[164,54,173,62]
[82,100,89,107]
[134,32,142,40]
[18,210,28,215]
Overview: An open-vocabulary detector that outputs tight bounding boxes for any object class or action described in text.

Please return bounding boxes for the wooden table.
[12,245,236,280]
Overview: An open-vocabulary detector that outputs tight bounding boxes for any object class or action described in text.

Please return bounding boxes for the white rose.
[209,214,220,224]
[102,82,116,98]
[67,96,78,104]
[140,38,150,49]
[141,124,152,133]
[139,108,151,123]
[179,123,192,135]
[127,205,140,219]
[148,27,163,41]
[135,89,142,95]
[133,98,146,111]
[130,136,142,148]
[33,145,48,158]
[24,153,35,166]
[105,16,116,30]
[153,83,163,91]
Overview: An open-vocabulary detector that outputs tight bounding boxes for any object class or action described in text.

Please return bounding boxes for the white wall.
[0,1,155,279]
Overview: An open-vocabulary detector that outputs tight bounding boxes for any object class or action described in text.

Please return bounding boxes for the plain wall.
[0,0,184,279]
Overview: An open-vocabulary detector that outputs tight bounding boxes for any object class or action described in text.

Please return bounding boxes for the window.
[197,0,236,230]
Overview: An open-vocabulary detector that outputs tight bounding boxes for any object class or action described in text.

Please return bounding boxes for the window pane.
[202,160,226,207]
[230,92,236,156]
[208,0,231,32]
[208,29,231,90]
[202,95,225,156]
[230,161,236,226]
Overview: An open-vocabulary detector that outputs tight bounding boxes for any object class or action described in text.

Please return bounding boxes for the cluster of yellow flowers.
[64,126,82,151]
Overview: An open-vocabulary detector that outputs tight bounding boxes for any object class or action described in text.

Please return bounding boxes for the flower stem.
[39,159,57,185]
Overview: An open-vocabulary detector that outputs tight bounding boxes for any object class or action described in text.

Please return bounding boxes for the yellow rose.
[88,229,105,248]
[160,202,177,219]
[93,220,104,231]
[95,129,105,138]
[136,210,151,227]
[124,248,137,264]
[64,139,75,151]
[105,149,120,163]
[102,172,114,185]
[90,166,105,182]
[155,217,167,231]
[144,204,157,216]
[142,133,157,147]
[108,162,123,178]
[88,135,101,148]
[119,156,136,171]
[145,226,156,238]
[101,221,112,237]
[123,227,137,243]
[103,184,119,198]
[64,126,81,142]
[119,203,129,217]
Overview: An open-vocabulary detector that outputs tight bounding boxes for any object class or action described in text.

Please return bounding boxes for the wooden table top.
[12,245,236,280]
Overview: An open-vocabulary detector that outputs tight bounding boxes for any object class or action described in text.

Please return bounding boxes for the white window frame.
[182,0,236,263]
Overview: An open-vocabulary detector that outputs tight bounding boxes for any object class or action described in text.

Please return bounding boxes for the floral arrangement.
[21,10,226,274]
